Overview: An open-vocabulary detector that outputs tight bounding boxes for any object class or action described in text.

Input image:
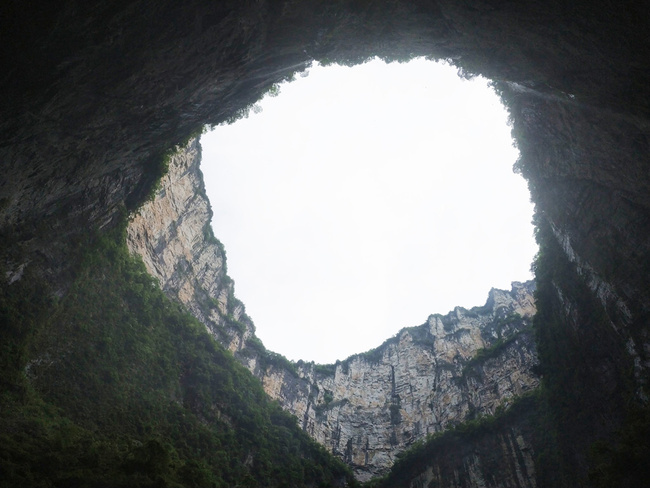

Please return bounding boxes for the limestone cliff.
[127,137,539,480]
[127,137,256,355]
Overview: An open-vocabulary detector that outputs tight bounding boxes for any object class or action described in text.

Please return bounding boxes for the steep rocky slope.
[127,137,539,479]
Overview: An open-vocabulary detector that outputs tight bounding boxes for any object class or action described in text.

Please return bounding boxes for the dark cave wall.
[1,0,649,485]
[1,0,284,280]
[4,0,648,237]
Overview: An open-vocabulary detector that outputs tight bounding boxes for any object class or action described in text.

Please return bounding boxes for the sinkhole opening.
[200,57,538,364]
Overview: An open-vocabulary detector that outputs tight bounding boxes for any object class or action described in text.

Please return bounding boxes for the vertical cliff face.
[127,137,539,480]
[408,425,538,488]
[371,393,542,488]
[127,138,255,355]
[290,294,538,482]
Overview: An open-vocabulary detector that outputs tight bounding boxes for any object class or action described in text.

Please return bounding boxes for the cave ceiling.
[0,0,648,324]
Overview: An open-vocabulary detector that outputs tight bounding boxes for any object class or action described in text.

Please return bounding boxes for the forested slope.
[0,224,355,488]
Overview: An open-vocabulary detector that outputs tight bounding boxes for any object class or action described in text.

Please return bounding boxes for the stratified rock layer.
[127,138,539,480]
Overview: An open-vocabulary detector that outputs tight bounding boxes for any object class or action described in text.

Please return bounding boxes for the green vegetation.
[355,345,387,364]
[461,303,491,318]
[401,323,433,349]
[492,312,524,338]
[365,392,540,488]
[313,363,337,377]
[314,394,348,417]
[219,69,306,126]
[0,225,356,488]
[354,335,400,364]
[202,221,219,246]
[323,390,334,405]
[241,334,300,378]
[461,328,532,378]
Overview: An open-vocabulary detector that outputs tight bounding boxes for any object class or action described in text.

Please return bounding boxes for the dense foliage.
[0,226,356,488]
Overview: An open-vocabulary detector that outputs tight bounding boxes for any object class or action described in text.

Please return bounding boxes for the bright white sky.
[200,58,537,364]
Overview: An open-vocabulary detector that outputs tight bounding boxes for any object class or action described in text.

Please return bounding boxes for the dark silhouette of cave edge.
[1,0,649,485]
